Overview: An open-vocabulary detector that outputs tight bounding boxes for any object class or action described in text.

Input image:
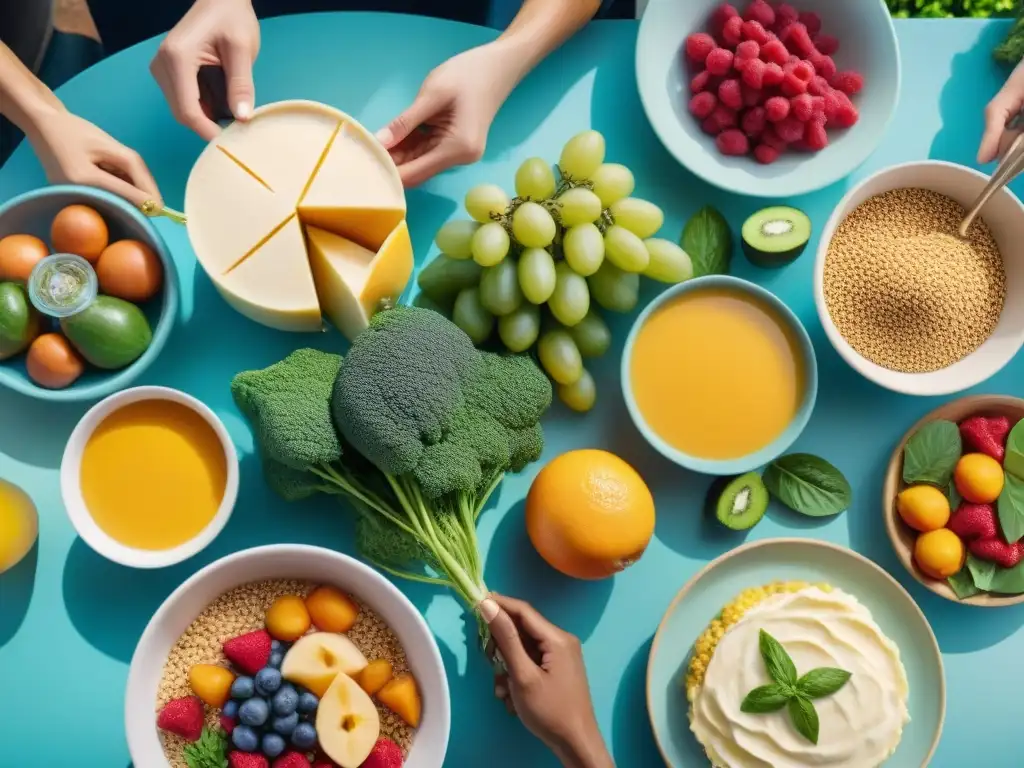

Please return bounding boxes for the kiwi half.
[714,472,769,531]
[741,206,812,269]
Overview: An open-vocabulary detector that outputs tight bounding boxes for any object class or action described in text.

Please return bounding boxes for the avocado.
[713,472,769,531]
[61,295,152,369]
[741,206,812,268]
[0,282,41,360]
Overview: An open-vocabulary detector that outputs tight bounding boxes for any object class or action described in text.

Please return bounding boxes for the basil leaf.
[947,480,962,510]
[967,552,997,591]
[788,696,820,745]
[948,566,982,599]
[740,683,792,713]
[797,667,852,698]
[902,420,961,487]
[763,453,852,517]
[1004,418,1024,480]
[759,629,798,685]
[988,558,1024,595]
[998,472,1024,544]
[681,206,732,277]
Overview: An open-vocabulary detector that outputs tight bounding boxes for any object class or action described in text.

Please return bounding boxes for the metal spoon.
[959,108,1024,238]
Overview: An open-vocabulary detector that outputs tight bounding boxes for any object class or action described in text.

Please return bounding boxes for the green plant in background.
[887,0,1016,18]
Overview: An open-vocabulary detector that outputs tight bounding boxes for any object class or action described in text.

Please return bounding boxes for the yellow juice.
[80,399,228,550]
[630,287,805,460]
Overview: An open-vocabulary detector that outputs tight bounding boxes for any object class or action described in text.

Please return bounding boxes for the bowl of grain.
[814,160,1024,396]
[126,544,450,767]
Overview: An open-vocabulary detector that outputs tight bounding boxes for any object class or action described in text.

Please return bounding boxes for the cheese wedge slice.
[215,215,322,332]
[306,220,413,340]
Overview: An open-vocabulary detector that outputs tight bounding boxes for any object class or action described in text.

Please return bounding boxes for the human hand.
[150,0,260,141]
[26,106,161,208]
[377,42,521,188]
[481,594,614,768]
[979,59,1024,164]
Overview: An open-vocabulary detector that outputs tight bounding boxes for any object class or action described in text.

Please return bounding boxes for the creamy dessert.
[687,582,910,768]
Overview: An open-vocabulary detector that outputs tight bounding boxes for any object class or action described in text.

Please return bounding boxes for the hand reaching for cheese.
[150,0,260,141]
[979,58,1024,164]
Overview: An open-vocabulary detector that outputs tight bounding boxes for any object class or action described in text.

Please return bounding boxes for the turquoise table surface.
[1,13,1021,767]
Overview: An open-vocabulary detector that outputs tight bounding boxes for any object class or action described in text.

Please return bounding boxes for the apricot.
[378,674,421,727]
[914,529,965,580]
[358,659,394,697]
[188,664,235,707]
[305,585,359,633]
[954,453,1004,504]
[265,595,311,642]
[896,485,950,532]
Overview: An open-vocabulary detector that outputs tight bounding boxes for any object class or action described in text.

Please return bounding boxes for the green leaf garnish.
[762,453,852,517]
[797,668,852,698]
[740,683,791,713]
[182,728,229,768]
[758,629,797,685]
[947,566,982,599]
[788,696,820,745]
[902,420,961,488]
[999,472,1024,544]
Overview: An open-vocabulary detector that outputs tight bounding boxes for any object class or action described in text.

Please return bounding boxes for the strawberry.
[229,754,270,768]
[360,738,404,768]
[272,753,312,768]
[223,630,272,675]
[948,503,998,541]
[969,537,1024,568]
[959,416,1008,462]
[156,695,204,742]
[220,715,236,735]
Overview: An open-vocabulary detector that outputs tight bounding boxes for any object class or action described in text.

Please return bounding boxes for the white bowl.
[60,385,239,568]
[814,160,1024,396]
[126,545,450,767]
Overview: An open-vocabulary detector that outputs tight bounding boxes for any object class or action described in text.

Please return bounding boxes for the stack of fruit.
[416,130,694,413]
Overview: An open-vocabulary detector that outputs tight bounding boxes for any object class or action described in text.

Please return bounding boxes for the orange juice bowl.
[60,386,239,568]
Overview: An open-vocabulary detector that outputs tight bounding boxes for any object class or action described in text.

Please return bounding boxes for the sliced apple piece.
[280,631,369,697]
[316,672,381,768]
[377,673,421,727]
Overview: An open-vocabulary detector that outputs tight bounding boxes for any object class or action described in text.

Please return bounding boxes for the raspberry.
[711,104,739,129]
[822,89,842,121]
[689,91,718,119]
[711,3,740,33]
[741,83,762,107]
[798,11,823,37]
[814,34,840,56]
[722,15,745,46]
[808,52,837,81]
[743,0,775,28]
[762,62,785,86]
[833,96,859,128]
[718,78,744,110]
[804,119,829,150]
[761,125,788,150]
[741,58,767,88]
[742,20,771,45]
[701,116,722,135]
[782,22,815,57]
[789,93,814,122]
[773,3,800,32]
[764,96,791,122]
[706,47,735,76]
[760,39,789,65]
[736,40,760,61]
[807,75,830,96]
[832,70,865,96]
[742,106,767,137]
[810,95,826,123]
[691,70,713,93]
[792,60,815,82]
[754,143,782,164]
[716,129,750,156]
[685,33,718,64]
[775,115,806,143]
[781,71,808,96]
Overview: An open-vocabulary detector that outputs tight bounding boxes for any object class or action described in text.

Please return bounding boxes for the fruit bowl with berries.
[636,0,900,198]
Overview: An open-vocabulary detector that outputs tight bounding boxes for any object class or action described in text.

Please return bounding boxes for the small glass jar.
[27,253,98,318]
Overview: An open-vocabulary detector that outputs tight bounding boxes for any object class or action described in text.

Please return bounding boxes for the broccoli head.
[331,306,552,498]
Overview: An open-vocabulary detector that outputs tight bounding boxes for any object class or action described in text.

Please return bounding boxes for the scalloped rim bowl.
[883,394,1024,607]
[0,185,179,402]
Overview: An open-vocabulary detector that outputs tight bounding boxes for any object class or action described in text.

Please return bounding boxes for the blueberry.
[232,724,259,752]
[255,667,282,696]
[222,699,239,719]
[271,685,299,716]
[230,676,255,700]
[291,721,317,750]
[268,651,284,669]
[261,732,286,759]
[239,697,270,727]
[296,691,319,714]
[271,711,300,736]
[271,639,282,651]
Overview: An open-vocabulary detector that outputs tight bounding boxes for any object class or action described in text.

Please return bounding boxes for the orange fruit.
[265,595,311,641]
[896,485,950,532]
[954,453,1004,504]
[525,449,655,580]
[913,529,965,579]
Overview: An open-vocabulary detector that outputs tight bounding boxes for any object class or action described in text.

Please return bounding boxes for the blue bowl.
[621,275,818,476]
[635,0,901,198]
[0,185,179,402]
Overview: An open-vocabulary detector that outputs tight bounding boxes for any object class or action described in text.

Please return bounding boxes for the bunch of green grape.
[416,130,693,413]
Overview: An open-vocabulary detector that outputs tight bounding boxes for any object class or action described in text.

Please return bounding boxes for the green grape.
[471,221,511,267]
[556,187,603,227]
[590,163,635,208]
[588,261,640,313]
[604,225,650,273]
[537,330,583,385]
[416,255,482,306]
[518,247,557,304]
[643,238,694,284]
[568,310,611,358]
[558,130,606,181]
[514,157,557,200]
[557,369,597,413]
[549,262,590,327]
[465,184,510,223]
[609,198,664,239]
[479,258,523,316]
[434,219,481,260]
[497,303,541,353]
[512,201,557,248]
[452,287,494,344]
[562,223,605,277]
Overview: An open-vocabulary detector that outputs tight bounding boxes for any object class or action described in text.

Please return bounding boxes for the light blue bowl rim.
[0,184,180,403]
[620,275,819,476]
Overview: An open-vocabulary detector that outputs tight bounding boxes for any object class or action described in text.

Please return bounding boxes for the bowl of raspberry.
[636,0,900,198]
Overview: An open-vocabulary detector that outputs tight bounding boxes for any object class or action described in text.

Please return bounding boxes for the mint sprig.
[182,727,229,768]
[740,629,852,745]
